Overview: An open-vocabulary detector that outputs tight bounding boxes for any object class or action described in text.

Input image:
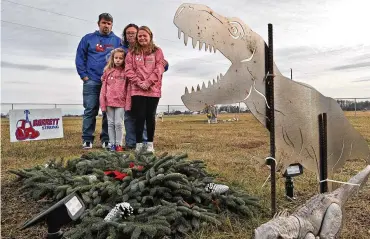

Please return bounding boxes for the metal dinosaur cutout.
[173,3,370,178]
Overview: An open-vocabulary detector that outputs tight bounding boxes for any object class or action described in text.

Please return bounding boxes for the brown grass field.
[1,112,369,238]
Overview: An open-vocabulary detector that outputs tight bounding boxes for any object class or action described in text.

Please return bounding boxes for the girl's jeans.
[106,107,125,146]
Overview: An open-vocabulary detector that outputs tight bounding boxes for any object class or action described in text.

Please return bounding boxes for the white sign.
[9,108,64,142]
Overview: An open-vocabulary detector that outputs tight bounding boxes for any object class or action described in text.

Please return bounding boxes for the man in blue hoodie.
[75,13,122,149]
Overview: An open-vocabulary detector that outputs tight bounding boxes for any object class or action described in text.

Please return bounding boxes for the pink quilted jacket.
[99,67,131,112]
[125,48,165,98]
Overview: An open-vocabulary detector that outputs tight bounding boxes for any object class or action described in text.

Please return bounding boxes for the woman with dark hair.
[122,23,139,52]
[125,26,165,152]
[121,23,169,151]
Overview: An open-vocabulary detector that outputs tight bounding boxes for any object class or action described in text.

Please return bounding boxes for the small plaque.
[65,196,83,217]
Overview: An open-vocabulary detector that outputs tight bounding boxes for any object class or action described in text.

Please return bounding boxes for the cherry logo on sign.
[15,110,40,141]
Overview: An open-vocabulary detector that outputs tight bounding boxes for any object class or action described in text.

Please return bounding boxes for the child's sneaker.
[116,145,123,152]
[135,143,144,153]
[110,144,116,152]
[146,142,154,153]
[83,142,92,149]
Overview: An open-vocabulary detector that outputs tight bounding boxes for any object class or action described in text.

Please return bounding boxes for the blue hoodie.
[75,31,122,82]
[121,43,169,72]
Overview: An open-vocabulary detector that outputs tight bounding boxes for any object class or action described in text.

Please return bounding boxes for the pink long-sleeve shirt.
[99,67,131,112]
[125,48,165,98]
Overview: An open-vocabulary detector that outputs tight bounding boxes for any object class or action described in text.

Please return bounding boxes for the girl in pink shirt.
[125,26,165,153]
[100,48,129,152]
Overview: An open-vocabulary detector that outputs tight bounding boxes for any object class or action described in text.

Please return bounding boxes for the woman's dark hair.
[122,23,139,47]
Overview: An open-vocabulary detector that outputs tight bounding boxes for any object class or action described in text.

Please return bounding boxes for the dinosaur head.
[173,3,271,111]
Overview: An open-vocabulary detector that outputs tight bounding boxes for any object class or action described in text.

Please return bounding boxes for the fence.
[1,98,369,116]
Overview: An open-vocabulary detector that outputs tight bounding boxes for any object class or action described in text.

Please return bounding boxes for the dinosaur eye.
[228,21,245,39]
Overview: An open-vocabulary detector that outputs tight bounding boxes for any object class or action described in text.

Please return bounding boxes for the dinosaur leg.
[320,203,342,239]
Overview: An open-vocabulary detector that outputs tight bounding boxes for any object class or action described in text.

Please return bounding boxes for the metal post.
[318,113,328,193]
[167,105,170,114]
[354,98,357,117]
[265,23,276,217]
[290,68,292,80]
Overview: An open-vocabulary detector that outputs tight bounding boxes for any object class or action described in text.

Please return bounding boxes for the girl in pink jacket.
[125,26,165,153]
[100,48,129,152]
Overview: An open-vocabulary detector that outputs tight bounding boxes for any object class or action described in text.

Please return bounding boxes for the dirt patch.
[1,181,47,239]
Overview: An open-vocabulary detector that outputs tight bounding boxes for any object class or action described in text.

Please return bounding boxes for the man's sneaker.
[116,145,123,152]
[102,142,110,149]
[110,144,116,152]
[83,142,92,149]
[146,142,154,153]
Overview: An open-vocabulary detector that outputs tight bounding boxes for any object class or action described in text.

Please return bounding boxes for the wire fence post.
[354,98,357,117]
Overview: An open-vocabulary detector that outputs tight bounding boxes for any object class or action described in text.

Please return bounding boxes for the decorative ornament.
[104,202,133,221]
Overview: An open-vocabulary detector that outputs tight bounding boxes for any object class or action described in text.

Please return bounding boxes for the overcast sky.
[1,0,370,110]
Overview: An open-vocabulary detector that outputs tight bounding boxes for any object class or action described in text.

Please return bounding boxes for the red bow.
[104,170,128,180]
[129,163,144,171]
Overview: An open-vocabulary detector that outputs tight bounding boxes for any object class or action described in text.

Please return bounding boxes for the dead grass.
[1,112,369,239]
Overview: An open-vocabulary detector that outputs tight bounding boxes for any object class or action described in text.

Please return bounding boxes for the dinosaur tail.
[334,165,370,206]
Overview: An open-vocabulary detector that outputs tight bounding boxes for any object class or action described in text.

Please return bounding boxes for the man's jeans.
[124,110,147,147]
[82,80,109,143]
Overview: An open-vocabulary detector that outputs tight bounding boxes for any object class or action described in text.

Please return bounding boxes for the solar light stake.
[283,163,304,199]
[21,191,85,239]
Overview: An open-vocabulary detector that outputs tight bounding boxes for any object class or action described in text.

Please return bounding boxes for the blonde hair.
[132,26,158,55]
[104,48,125,72]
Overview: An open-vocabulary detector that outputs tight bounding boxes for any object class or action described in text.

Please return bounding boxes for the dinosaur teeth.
[202,82,206,89]
[208,80,212,88]
[199,41,203,51]
[178,29,182,39]
[196,84,201,91]
[209,45,213,53]
[185,86,189,94]
[213,79,216,84]
[184,33,189,46]
[205,44,208,51]
[217,75,220,81]
[191,86,195,92]
[192,38,197,49]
